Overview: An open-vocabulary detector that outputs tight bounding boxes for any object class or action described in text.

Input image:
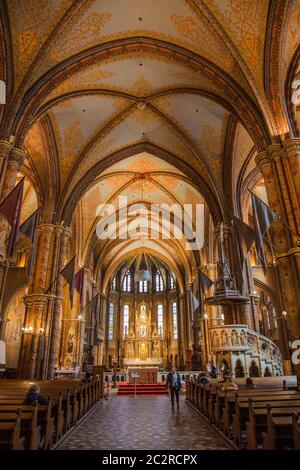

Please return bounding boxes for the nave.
[58,395,232,451]
[1,0,300,455]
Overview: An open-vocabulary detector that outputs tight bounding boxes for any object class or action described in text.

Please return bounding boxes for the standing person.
[166,367,182,410]
[209,362,217,379]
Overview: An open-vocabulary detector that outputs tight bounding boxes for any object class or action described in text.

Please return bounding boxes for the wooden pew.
[262,407,295,450]
[216,386,297,429]
[0,377,100,449]
[232,398,300,448]
[0,403,41,450]
[0,411,25,450]
[246,404,300,450]
[0,383,73,434]
[222,391,300,436]
[293,413,300,450]
[54,393,64,441]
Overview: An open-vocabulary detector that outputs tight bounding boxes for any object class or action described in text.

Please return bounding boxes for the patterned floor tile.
[58,395,232,450]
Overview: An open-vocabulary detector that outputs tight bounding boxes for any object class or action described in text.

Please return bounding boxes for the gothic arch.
[6,38,272,151]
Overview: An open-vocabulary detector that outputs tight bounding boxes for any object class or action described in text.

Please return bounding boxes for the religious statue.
[153,340,160,359]
[126,341,134,359]
[140,324,146,337]
[140,304,146,320]
[67,334,74,353]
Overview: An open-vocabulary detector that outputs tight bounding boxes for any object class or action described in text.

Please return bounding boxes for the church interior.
[0,0,300,453]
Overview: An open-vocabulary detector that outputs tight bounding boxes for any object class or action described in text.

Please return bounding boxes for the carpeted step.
[117,382,169,396]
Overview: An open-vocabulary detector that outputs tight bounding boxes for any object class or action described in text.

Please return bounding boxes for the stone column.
[47,225,72,379]
[178,292,186,368]
[184,284,193,369]
[117,287,121,367]
[165,288,169,365]
[19,224,55,379]
[0,140,12,195]
[0,146,25,260]
[256,142,300,380]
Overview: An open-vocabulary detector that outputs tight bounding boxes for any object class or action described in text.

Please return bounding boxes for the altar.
[122,303,163,368]
[128,367,158,384]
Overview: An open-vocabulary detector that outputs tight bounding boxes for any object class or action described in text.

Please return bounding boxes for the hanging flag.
[74,267,85,308]
[60,257,76,305]
[19,209,39,275]
[199,270,214,295]
[0,178,24,259]
[191,292,200,311]
[233,216,256,263]
[251,193,276,272]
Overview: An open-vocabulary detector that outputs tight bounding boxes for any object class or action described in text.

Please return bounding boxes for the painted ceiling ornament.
[137,101,147,112]
[169,11,231,64]
[50,11,112,62]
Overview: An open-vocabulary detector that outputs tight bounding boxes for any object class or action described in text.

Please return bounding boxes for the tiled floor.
[58,395,232,450]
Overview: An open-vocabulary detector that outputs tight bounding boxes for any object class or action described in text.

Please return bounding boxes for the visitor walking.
[166,367,182,410]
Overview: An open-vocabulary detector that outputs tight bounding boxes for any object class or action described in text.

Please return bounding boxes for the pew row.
[0,376,102,450]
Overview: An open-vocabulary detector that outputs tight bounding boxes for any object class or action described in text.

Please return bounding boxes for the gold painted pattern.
[201,0,269,87]
[8,0,73,91]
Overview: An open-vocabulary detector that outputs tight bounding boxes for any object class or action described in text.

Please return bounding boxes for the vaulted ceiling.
[1,0,299,285]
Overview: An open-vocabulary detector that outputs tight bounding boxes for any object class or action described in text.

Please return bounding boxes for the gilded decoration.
[170,12,231,66]
[49,11,112,62]
[45,69,116,103]
[41,53,221,108]
[284,0,300,75]
[47,95,131,186]
[27,1,253,98]
[197,0,269,87]
[128,76,155,98]
[8,0,73,90]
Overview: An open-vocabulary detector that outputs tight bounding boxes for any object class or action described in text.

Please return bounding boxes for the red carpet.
[118,383,169,396]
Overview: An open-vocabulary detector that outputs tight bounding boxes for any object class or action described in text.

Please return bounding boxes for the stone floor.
[58,395,232,450]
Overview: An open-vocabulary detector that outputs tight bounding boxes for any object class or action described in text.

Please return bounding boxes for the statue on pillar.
[205,222,248,305]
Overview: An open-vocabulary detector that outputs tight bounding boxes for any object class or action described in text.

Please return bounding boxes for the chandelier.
[135,254,151,282]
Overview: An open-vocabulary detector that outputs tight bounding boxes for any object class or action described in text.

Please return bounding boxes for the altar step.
[118,383,168,396]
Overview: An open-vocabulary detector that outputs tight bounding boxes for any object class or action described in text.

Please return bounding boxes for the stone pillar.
[0,140,12,195]
[19,224,55,379]
[178,292,186,368]
[19,223,72,380]
[0,145,25,260]
[184,284,193,369]
[47,225,72,379]
[117,287,121,367]
[256,142,300,380]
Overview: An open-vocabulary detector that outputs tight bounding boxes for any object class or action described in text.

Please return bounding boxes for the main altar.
[122,303,163,371]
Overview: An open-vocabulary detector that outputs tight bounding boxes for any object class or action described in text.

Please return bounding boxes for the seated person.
[23,384,49,405]
[198,372,210,384]
[82,371,92,382]
[245,377,256,388]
